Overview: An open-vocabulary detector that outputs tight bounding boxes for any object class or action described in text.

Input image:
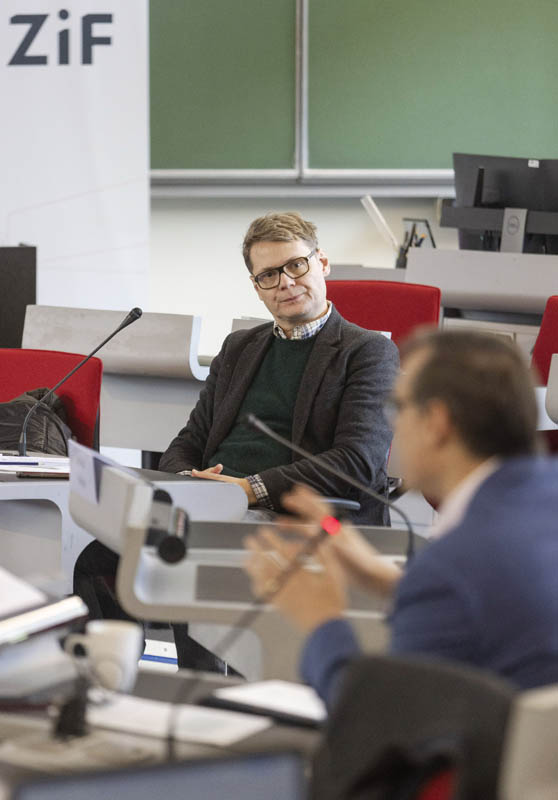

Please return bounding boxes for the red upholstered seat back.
[326,280,441,346]
[531,295,558,384]
[0,349,103,447]
[416,768,457,800]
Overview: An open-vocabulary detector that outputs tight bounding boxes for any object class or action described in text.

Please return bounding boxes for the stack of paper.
[88,693,272,746]
[0,454,70,478]
[209,680,327,726]
[0,566,47,617]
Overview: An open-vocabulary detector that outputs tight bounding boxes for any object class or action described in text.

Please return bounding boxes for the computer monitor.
[452,152,558,253]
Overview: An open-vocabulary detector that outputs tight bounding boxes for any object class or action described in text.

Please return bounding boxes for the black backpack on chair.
[0,388,73,455]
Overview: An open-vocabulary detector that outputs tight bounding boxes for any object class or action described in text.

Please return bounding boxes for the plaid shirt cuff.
[247,474,274,509]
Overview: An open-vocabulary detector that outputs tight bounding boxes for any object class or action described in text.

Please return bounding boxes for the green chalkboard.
[150,0,558,172]
[308,0,558,169]
[150,0,296,170]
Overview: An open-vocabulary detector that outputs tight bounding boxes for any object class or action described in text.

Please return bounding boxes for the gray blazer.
[159,307,399,525]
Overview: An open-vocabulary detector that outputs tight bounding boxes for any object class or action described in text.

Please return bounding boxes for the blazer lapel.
[205,327,273,455]
[291,310,342,445]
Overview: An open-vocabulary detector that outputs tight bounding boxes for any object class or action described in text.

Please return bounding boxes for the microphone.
[115,306,143,330]
[244,413,415,559]
[165,509,337,760]
[165,414,416,757]
[146,489,189,564]
[18,307,143,456]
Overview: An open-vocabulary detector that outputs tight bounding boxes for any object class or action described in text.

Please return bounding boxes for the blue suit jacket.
[302,456,558,705]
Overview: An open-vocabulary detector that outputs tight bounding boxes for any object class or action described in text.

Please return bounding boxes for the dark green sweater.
[208,336,315,477]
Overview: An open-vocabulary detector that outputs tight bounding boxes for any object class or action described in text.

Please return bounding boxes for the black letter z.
[9,15,48,66]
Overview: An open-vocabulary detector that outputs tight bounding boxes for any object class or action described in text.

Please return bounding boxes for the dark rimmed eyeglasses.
[252,248,317,290]
[384,395,415,424]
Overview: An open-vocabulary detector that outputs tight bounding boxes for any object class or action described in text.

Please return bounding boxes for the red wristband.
[320,515,341,536]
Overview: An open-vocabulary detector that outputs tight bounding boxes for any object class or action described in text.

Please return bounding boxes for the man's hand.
[191,465,257,504]
[190,464,224,476]
[244,526,346,633]
[278,485,402,597]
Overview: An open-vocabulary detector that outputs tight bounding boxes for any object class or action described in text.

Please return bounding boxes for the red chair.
[532,295,558,384]
[0,348,103,448]
[326,279,441,346]
[531,296,558,452]
[416,768,457,800]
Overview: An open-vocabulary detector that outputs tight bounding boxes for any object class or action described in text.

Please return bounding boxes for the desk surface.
[0,671,317,797]
[134,669,318,755]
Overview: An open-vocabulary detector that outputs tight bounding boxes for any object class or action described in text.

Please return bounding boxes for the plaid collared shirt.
[272,302,332,340]
[247,303,332,508]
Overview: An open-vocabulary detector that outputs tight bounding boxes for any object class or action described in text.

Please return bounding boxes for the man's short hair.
[242,212,319,272]
[401,329,538,459]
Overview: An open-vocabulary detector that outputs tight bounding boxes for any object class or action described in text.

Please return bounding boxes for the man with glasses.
[73,211,398,673]
[246,329,558,700]
[159,211,399,524]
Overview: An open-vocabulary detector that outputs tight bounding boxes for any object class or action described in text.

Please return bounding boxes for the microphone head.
[118,307,143,331]
[158,535,187,564]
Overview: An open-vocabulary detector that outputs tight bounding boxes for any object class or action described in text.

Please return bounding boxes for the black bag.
[0,388,73,455]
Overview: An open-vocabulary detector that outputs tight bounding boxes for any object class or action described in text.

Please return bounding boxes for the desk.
[21,307,210,453]
[406,248,558,315]
[536,386,558,431]
[331,253,556,316]
[0,671,317,798]
[100,374,202,451]
[99,318,267,451]
[109,514,421,680]
[21,307,267,453]
[0,476,247,593]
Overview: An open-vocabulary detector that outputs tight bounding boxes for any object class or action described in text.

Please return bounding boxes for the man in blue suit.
[246,329,558,704]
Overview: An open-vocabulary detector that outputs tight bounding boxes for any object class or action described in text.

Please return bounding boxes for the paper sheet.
[0,455,69,466]
[0,466,70,477]
[0,455,70,477]
[88,693,272,746]
[0,567,47,618]
[213,680,327,723]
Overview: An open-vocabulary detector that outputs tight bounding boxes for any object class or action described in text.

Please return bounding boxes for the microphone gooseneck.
[244,413,415,560]
[18,307,143,456]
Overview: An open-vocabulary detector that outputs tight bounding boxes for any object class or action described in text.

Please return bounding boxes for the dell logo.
[506,214,521,236]
[8,10,113,65]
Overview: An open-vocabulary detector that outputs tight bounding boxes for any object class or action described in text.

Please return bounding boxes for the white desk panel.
[407,249,558,313]
[0,477,247,592]
[100,374,202,451]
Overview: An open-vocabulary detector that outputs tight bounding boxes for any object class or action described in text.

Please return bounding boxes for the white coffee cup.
[64,619,143,692]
